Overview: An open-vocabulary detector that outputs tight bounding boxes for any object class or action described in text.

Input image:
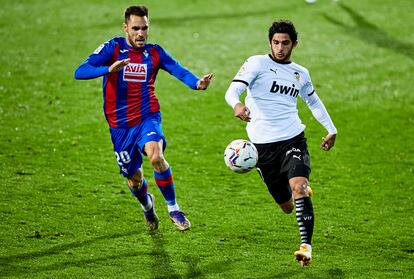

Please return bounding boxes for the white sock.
[167,203,180,212]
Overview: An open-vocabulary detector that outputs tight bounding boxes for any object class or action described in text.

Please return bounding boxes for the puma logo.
[293,154,301,160]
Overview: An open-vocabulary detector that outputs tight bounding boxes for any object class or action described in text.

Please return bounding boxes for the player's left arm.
[302,90,337,151]
[158,46,212,90]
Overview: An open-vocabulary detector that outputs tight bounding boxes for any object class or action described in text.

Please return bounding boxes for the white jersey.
[225,54,337,143]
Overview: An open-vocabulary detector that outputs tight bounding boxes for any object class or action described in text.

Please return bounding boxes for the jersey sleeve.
[232,56,260,86]
[303,92,337,134]
[74,40,115,79]
[300,74,337,135]
[225,81,248,109]
[298,68,316,97]
[156,45,200,90]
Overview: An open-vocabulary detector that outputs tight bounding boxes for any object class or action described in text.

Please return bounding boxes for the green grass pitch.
[0,0,413,278]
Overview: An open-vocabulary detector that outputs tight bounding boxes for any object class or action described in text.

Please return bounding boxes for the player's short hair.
[124,5,148,23]
[268,20,298,43]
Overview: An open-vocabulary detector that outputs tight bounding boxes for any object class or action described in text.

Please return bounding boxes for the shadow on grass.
[149,230,233,279]
[0,229,233,278]
[255,267,345,279]
[0,230,143,277]
[322,3,414,60]
[0,231,135,263]
[149,230,180,279]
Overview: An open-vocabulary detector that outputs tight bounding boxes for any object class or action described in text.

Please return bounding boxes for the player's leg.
[283,133,313,266]
[127,168,159,230]
[255,142,293,213]
[144,140,191,231]
[278,196,294,214]
[290,176,313,266]
[110,126,158,230]
[144,140,176,207]
[139,113,190,231]
[257,167,294,214]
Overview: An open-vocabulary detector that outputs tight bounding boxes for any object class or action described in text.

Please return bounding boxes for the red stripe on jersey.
[124,74,146,80]
[149,47,161,113]
[154,176,173,187]
[126,50,143,127]
[104,44,120,128]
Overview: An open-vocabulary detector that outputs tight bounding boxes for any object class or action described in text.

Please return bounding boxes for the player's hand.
[234,103,251,122]
[320,134,336,151]
[109,58,130,73]
[197,73,214,90]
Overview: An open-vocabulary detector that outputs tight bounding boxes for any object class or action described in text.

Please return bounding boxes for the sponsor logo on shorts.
[146,131,157,136]
[286,147,301,156]
[293,154,302,160]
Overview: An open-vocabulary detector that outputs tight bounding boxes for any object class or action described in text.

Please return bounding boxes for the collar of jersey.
[268,54,292,65]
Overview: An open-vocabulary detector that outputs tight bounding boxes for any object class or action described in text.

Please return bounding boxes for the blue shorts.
[110,112,166,177]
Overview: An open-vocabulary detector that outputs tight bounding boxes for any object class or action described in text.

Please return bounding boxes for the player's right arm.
[74,40,125,79]
[225,82,251,122]
[225,57,258,122]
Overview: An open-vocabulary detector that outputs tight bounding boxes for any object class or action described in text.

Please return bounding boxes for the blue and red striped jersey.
[75,37,200,128]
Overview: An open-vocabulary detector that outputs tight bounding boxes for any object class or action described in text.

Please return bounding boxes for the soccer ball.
[224,139,258,173]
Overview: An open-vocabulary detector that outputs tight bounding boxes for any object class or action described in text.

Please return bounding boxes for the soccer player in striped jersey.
[225,20,337,265]
[75,5,213,231]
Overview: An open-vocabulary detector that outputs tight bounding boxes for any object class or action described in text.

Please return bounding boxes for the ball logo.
[123,63,147,82]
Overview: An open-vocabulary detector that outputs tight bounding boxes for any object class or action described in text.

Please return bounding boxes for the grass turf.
[0,0,413,278]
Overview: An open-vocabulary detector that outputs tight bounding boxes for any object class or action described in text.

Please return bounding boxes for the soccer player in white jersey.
[225,20,337,266]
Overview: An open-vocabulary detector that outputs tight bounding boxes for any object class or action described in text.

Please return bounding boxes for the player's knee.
[149,154,168,171]
[127,171,144,190]
[290,178,309,197]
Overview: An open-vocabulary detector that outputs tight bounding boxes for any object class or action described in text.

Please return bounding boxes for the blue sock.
[154,167,176,206]
[129,179,151,210]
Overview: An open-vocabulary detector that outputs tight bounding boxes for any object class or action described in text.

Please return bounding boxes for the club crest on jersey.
[123,63,147,82]
[294,72,300,81]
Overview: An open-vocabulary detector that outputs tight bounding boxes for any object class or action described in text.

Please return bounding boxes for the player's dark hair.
[268,20,298,42]
[124,5,148,23]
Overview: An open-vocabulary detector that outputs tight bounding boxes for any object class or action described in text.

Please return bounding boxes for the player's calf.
[279,197,294,214]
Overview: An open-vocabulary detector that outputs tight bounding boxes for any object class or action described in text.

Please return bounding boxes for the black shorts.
[254,132,311,204]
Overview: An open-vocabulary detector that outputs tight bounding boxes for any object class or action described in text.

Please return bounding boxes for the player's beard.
[127,34,146,49]
[271,47,293,63]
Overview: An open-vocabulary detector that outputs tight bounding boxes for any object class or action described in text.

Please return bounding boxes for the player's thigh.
[137,113,166,154]
[255,142,292,205]
[282,136,311,180]
[257,165,292,205]
[110,127,143,177]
